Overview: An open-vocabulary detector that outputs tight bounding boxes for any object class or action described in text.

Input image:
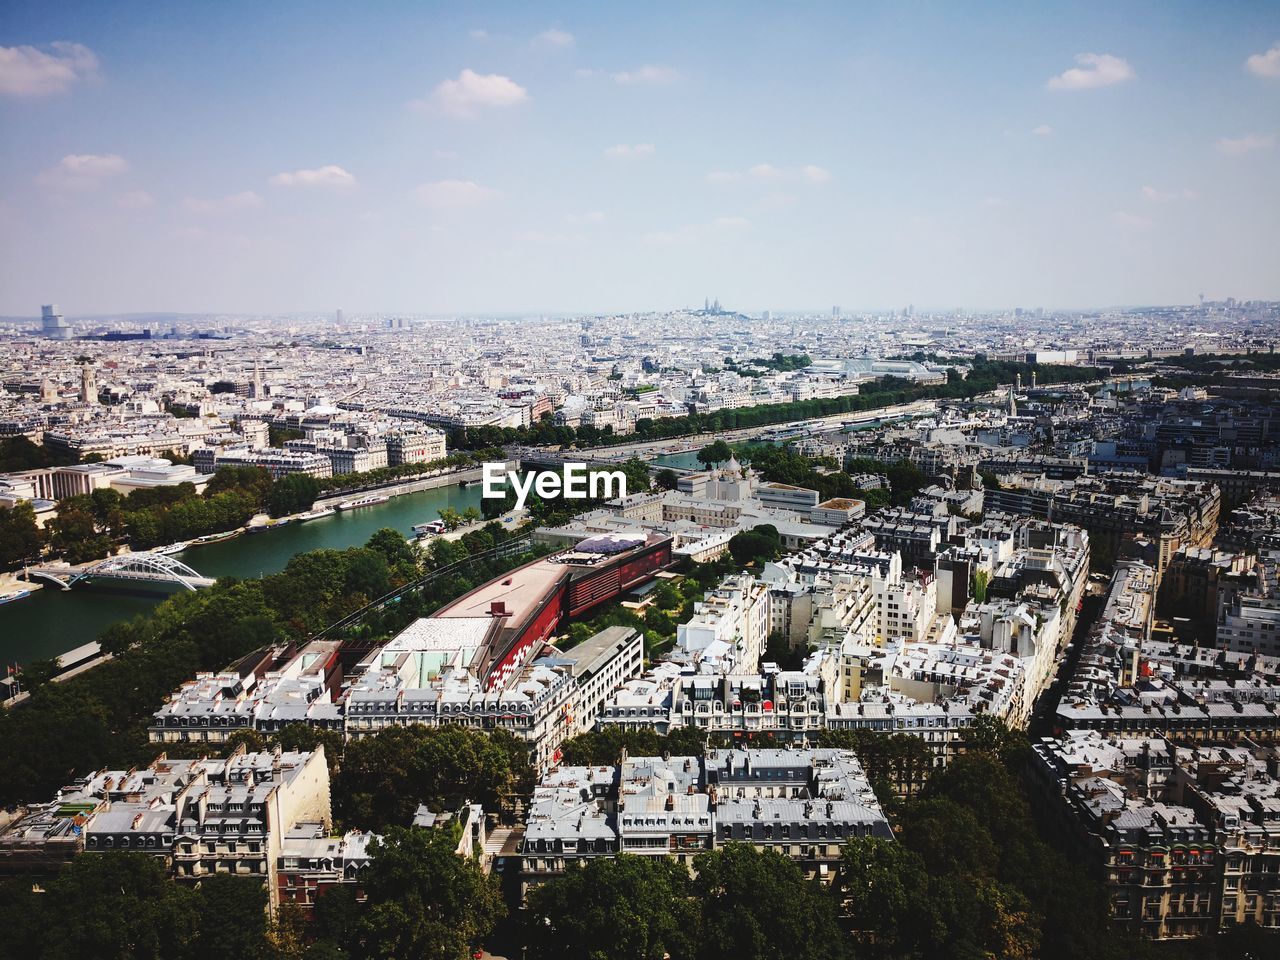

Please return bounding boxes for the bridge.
[24,553,217,591]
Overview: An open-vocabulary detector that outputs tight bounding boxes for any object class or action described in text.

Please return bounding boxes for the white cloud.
[612,64,680,85]
[36,153,128,191]
[413,179,498,208]
[270,165,356,187]
[643,216,750,245]
[534,28,574,48]
[183,191,263,215]
[565,210,606,225]
[116,190,155,209]
[1141,185,1196,203]
[708,163,830,186]
[603,142,655,159]
[1245,43,1280,78]
[1215,133,1275,156]
[1047,53,1134,90]
[1031,124,1054,136]
[416,69,528,118]
[1110,210,1150,229]
[469,29,489,41]
[0,41,98,97]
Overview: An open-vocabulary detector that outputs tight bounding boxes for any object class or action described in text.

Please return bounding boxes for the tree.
[972,568,990,604]
[0,502,43,569]
[353,827,504,960]
[690,844,851,960]
[728,524,781,567]
[840,836,934,958]
[269,473,319,517]
[366,527,420,582]
[524,855,698,960]
[654,468,679,491]
[29,852,199,960]
[618,456,653,495]
[334,725,527,830]
[697,440,733,468]
[190,874,269,960]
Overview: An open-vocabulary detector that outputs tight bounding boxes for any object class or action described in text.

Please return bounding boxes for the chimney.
[665,794,675,811]
[490,601,508,617]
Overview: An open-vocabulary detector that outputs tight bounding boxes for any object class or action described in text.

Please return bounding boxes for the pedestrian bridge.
[24,553,217,591]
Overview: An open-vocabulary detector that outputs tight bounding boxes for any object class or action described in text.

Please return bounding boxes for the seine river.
[0,481,487,668]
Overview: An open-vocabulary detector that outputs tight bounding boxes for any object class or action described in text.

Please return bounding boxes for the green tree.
[353,827,504,960]
[728,524,781,567]
[190,873,269,960]
[690,844,851,960]
[0,501,43,569]
[269,473,319,518]
[524,855,698,960]
[654,468,679,491]
[697,440,734,468]
[31,852,199,960]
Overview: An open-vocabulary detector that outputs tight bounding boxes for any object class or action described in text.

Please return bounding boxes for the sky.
[1,0,1278,316]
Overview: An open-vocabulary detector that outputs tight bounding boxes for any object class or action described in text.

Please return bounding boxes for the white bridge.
[25,553,217,591]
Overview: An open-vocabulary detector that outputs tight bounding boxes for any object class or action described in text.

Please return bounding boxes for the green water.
[0,482,487,667]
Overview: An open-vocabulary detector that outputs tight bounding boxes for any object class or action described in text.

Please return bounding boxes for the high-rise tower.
[41,305,71,339]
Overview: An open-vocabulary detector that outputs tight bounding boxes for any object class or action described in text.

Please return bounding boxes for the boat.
[296,506,336,522]
[188,528,242,547]
[0,589,31,606]
[337,494,390,511]
[153,541,191,556]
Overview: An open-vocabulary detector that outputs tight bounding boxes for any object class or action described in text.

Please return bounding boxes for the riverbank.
[0,479,494,668]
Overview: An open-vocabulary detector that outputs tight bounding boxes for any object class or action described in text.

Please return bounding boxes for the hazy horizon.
[2,0,1278,316]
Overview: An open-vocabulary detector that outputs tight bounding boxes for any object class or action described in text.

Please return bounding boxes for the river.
[0,481,488,667]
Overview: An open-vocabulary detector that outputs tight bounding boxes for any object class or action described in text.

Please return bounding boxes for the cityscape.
[2,3,1280,960]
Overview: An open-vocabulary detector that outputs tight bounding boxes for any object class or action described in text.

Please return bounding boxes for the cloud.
[643,216,751,245]
[1141,185,1196,203]
[603,142,655,158]
[416,69,528,117]
[413,179,498,208]
[1215,133,1275,156]
[183,191,263,215]
[612,64,680,85]
[1245,43,1280,78]
[1110,210,1150,229]
[1047,53,1134,90]
[469,29,489,41]
[116,190,155,209]
[534,28,574,48]
[565,210,606,225]
[36,153,128,191]
[0,41,99,97]
[270,165,356,187]
[1031,124,1054,136]
[708,163,831,186]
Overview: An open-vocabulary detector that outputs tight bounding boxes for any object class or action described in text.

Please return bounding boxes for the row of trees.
[447,359,1107,453]
[0,826,505,960]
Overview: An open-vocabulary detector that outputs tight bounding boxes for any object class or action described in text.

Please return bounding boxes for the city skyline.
[1,1,1278,315]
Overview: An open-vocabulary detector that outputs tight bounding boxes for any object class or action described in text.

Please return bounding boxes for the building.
[41,304,70,339]
[518,747,892,898]
[0,746,333,912]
